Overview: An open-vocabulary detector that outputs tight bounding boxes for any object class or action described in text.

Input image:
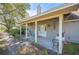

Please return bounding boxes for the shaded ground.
[0,32,57,55]
[0,47,9,55]
[0,32,79,55]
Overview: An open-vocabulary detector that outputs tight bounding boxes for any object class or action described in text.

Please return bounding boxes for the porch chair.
[52,38,59,49]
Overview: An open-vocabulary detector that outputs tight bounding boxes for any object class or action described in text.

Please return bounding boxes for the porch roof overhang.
[20,4,79,25]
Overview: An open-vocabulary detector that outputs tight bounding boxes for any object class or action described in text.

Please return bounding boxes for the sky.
[27,3,63,16]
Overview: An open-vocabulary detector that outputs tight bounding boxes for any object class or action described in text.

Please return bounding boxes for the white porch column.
[58,14,63,54]
[25,23,28,39]
[35,21,38,43]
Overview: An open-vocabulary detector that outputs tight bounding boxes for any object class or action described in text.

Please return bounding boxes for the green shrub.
[43,49,48,55]
[34,43,39,48]
[11,29,20,37]
[10,27,25,39]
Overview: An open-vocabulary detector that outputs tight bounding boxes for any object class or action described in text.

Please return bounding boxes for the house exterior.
[19,4,79,54]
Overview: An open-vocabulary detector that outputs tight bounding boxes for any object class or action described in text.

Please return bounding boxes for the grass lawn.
[63,42,79,55]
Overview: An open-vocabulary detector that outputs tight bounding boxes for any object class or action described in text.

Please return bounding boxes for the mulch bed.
[18,42,57,55]
[18,44,44,55]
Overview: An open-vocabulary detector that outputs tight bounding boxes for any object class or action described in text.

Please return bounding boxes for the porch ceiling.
[20,4,79,25]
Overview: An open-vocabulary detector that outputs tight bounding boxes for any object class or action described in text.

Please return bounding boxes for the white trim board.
[64,19,79,22]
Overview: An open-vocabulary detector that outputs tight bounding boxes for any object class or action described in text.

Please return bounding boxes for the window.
[38,24,47,37]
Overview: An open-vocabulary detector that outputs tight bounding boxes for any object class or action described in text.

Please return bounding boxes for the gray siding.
[63,21,79,43]
[26,19,79,52]
[38,20,59,52]
[38,20,59,40]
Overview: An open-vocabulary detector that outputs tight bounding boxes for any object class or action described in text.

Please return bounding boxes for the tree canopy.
[0,3,30,34]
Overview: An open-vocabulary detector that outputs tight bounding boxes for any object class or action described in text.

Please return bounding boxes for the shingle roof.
[20,3,79,24]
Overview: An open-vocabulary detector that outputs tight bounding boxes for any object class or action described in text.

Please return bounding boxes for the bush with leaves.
[10,26,26,41]
[10,28,20,38]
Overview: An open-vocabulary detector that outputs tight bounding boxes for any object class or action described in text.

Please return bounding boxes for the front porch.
[20,4,79,54]
[25,16,63,54]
